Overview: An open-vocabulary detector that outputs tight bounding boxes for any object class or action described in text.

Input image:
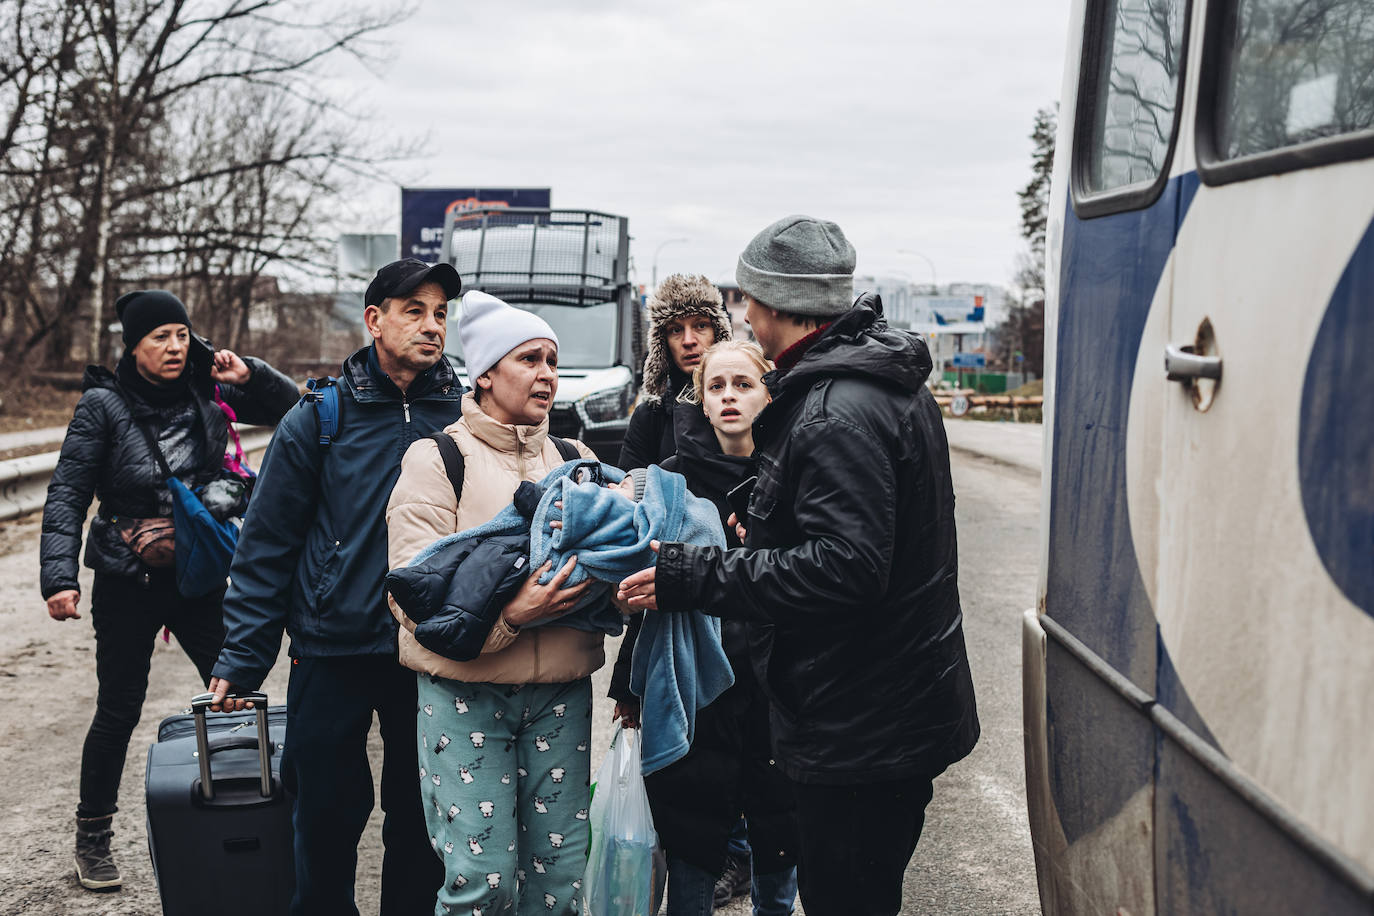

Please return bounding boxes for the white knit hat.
[458,290,560,381]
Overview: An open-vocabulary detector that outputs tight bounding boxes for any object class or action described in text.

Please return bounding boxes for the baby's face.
[609,476,636,497]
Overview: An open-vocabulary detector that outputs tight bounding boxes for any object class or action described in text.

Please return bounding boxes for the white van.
[441,208,644,461]
[1024,0,1374,913]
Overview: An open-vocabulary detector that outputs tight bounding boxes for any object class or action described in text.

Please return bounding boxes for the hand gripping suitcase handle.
[189,692,272,801]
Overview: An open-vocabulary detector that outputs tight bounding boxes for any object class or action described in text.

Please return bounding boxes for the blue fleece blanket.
[409,461,734,774]
[542,464,736,774]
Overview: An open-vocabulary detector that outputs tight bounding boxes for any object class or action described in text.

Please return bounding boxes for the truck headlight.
[576,383,634,429]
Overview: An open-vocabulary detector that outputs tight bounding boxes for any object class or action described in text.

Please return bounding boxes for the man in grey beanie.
[619,215,980,916]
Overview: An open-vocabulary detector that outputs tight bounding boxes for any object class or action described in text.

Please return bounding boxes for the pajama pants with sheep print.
[417,675,593,916]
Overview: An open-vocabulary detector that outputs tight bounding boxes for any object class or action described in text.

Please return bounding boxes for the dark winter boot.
[713,853,752,907]
[75,815,122,890]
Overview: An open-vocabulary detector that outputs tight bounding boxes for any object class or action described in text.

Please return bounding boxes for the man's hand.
[613,701,641,729]
[726,512,747,542]
[47,590,80,621]
[210,349,251,386]
[208,676,254,712]
[502,555,591,628]
[617,541,661,611]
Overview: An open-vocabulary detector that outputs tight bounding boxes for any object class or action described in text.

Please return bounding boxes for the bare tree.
[0,0,407,369]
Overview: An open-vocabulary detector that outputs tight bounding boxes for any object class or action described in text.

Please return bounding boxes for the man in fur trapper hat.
[618,273,732,471]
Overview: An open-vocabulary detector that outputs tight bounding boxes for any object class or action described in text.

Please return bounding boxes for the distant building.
[714,279,750,340]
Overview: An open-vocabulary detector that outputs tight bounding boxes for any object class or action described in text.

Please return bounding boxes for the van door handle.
[1165,344,1222,382]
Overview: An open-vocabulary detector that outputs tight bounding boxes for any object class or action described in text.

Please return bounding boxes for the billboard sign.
[401,187,552,262]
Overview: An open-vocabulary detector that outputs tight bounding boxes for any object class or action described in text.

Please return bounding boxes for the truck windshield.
[446,301,618,369]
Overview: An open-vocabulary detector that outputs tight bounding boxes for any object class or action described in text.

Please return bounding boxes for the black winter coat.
[656,295,980,785]
[385,530,530,662]
[618,366,693,471]
[609,406,796,877]
[39,344,300,598]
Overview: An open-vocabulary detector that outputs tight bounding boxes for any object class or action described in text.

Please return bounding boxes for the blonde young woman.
[386,291,606,916]
[609,340,799,916]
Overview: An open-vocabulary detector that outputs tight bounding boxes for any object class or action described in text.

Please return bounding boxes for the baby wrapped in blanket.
[386,460,734,773]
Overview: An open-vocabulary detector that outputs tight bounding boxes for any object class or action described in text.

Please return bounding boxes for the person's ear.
[363,304,383,340]
[476,372,494,391]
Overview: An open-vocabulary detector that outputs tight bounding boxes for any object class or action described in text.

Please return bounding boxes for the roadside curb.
[942,419,1043,476]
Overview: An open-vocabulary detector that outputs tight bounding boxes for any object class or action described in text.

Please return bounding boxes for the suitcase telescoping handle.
[189,692,271,801]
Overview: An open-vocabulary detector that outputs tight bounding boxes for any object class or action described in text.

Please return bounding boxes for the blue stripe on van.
[1299,216,1374,618]
[1047,173,1213,845]
[1048,174,1199,686]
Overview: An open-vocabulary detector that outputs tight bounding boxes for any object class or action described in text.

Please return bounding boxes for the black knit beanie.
[117,290,191,349]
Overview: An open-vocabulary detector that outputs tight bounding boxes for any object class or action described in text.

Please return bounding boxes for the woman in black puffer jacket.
[38,290,298,892]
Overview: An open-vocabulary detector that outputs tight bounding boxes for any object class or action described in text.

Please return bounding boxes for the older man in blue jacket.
[209,259,463,915]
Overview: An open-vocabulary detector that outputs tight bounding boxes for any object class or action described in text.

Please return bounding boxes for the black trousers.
[282,655,442,916]
[78,569,226,818]
[789,775,936,916]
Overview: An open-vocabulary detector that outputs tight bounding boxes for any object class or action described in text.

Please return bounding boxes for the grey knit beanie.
[735,215,855,317]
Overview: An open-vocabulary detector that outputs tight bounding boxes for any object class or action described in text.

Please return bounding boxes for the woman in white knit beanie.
[386,289,610,916]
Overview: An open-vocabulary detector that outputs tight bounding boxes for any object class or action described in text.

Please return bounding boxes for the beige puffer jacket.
[386,391,606,683]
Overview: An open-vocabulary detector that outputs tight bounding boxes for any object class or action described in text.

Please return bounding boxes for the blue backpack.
[304,377,343,447]
[303,376,579,472]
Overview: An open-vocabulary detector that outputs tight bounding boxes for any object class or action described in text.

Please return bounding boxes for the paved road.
[0,423,1045,915]
[943,418,1044,475]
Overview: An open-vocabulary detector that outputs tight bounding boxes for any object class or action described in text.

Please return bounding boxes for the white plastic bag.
[584,725,661,916]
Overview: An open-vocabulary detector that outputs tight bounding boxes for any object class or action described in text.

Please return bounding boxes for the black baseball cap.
[364,258,462,308]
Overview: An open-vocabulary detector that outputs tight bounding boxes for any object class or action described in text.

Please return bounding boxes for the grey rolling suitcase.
[145,692,294,914]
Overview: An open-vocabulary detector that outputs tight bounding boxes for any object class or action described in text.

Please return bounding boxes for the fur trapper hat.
[640,274,732,404]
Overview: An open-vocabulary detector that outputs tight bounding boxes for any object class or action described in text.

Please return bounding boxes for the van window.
[447,301,617,370]
[1082,0,1188,193]
[1214,0,1374,158]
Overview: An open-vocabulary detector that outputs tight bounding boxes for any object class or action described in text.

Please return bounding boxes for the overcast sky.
[324,0,1072,291]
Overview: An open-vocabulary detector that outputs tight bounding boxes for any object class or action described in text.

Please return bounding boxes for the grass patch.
[0,380,81,434]
[1005,379,1043,398]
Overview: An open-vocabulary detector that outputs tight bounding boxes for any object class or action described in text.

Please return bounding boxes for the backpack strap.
[430,433,465,505]
[304,377,341,448]
[550,436,580,462]
[427,433,572,509]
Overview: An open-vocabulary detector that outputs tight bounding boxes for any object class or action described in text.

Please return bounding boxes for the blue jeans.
[662,853,796,916]
[665,853,716,916]
[752,866,798,916]
[726,815,750,859]
[726,816,797,916]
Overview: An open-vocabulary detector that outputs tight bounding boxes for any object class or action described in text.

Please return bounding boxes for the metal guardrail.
[0,427,276,523]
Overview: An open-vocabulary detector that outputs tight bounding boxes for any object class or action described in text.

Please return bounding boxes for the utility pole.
[897,249,938,294]
[652,238,688,290]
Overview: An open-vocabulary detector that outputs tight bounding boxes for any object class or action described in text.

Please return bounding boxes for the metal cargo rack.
[440,207,631,306]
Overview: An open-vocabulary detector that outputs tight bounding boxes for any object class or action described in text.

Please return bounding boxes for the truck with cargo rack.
[441,206,643,462]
